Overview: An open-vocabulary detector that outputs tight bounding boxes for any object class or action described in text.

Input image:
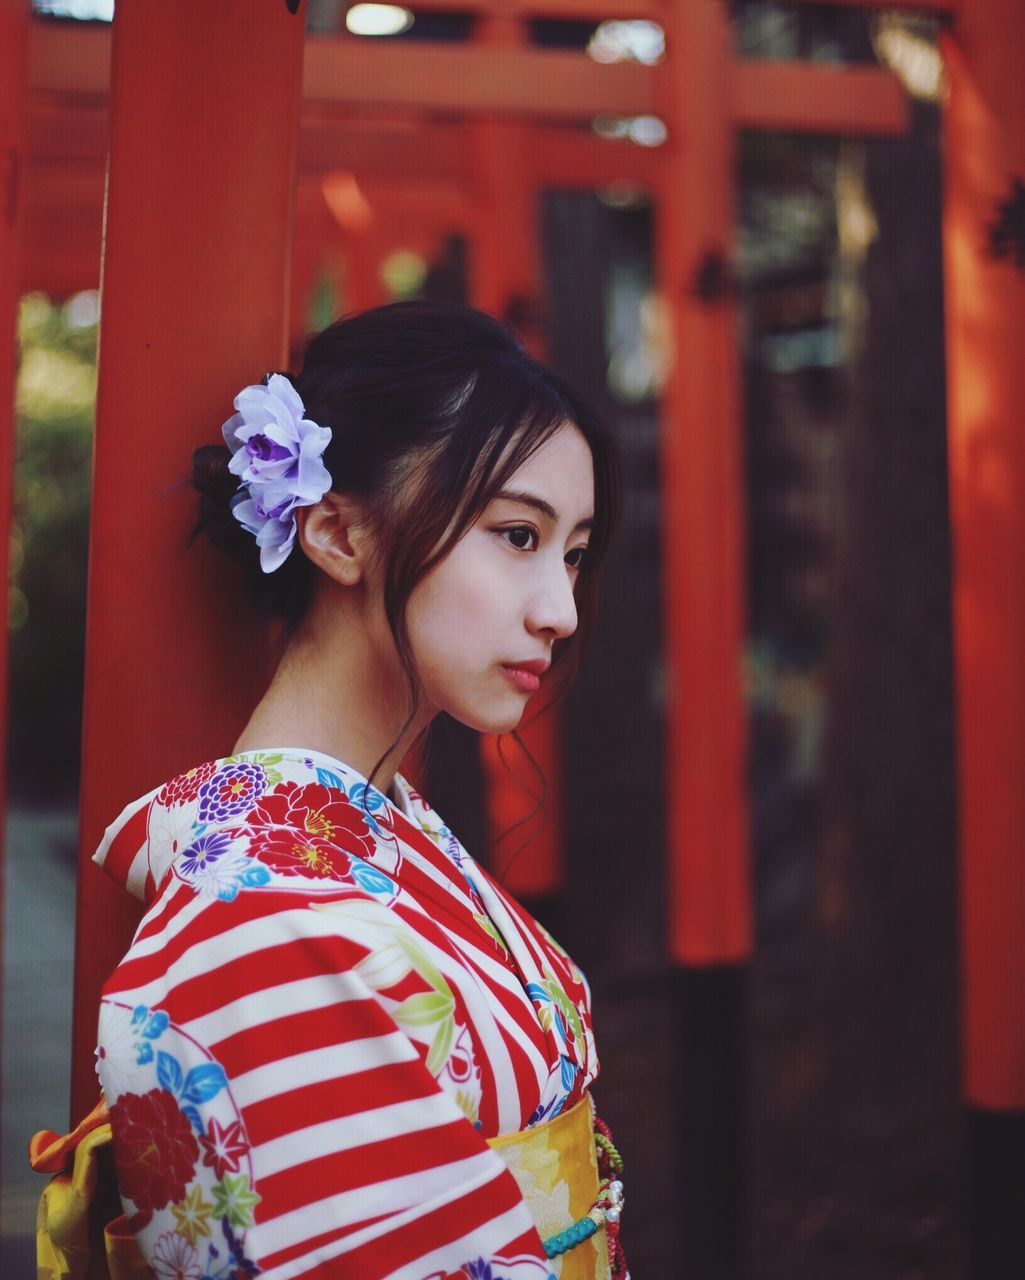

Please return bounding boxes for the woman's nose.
[526,560,578,639]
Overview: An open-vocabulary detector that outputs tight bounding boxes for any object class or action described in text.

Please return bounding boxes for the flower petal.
[266,372,305,420]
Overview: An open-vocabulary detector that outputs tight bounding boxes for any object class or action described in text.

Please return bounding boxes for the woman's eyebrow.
[493,489,594,533]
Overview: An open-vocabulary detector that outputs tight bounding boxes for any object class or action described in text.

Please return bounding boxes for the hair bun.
[191,443,252,562]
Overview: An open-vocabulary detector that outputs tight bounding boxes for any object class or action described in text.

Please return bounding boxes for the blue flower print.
[349,859,395,895]
[180,830,236,876]
[130,1005,169,1066]
[348,781,387,834]
[156,1048,229,1133]
[178,830,270,902]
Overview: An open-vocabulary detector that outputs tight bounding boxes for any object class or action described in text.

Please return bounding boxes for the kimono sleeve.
[97,891,555,1280]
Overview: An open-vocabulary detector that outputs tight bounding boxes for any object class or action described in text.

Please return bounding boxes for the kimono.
[93,747,616,1280]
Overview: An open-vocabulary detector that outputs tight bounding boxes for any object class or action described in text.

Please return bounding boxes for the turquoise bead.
[543,1211,602,1259]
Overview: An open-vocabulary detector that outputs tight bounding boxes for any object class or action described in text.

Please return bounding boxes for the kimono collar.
[93,747,467,909]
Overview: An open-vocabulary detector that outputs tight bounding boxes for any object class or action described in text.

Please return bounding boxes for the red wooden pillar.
[654,4,750,1271]
[0,0,30,1106]
[941,0,1023,1095]
[70,0,305,1122]
[942,0,1025,1120]
[471,15,564,899]
[655,0,752,967]
[941,8,1025,1266]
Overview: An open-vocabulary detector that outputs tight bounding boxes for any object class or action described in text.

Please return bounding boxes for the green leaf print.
[425,1012,456,1077]
[226,751,283,770]
[546,974,585,1046]
[314,898,462,1079]
[455,1088,480,1124]
[394,931,450,995]
[393,990,455,1027]
[473,911,509,953]
[393,991,457,1076]
[354,942,412,991]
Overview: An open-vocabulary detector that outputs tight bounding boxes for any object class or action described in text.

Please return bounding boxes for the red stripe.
[241,1062,440,1148]
[293,1162,538,1278]
[255,1210,393,1273]
[101,799,150,883]
[104,890,307,994]
[258,1114,479,1214]
[110,892,365,1008]
[209,997,391,1078]
[162,931,365,1025]
[385,809,481,912]
[133,879,192,945]
[393,873,512,966]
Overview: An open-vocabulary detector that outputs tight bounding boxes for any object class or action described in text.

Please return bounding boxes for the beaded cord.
[540,1114,627,1279]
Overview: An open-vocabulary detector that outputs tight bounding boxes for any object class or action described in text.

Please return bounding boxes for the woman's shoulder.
[92,748,400,907]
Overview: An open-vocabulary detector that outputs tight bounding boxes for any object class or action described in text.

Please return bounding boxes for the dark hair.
[193,300,621,770]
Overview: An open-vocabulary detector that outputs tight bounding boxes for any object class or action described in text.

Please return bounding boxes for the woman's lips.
[501,664,544,693]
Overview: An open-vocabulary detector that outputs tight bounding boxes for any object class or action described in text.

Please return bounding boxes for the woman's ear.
[296,494,375,587]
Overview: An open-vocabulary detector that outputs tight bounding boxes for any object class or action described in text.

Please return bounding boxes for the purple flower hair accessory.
[222,373,333,573]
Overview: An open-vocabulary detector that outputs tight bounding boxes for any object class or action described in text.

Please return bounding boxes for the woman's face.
[405,423,595,734]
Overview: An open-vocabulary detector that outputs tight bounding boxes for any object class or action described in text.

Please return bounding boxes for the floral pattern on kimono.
[94,748,602,1280]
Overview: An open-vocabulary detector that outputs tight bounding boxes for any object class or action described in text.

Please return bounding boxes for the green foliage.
[8,291,97,801]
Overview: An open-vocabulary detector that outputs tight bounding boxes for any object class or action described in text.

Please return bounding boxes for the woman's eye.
[500,525,539,551]
[565,546,589,571]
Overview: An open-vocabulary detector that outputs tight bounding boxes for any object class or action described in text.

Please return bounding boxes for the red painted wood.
[29,18,912,134]
[655,0,752,965]
[732,62,908,137]
[70,0,304,1123]
[788,0,955,10]
[941,5,1025,1110]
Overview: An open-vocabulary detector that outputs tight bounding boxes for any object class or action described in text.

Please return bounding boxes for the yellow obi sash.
[31,1106,152,1280]
[487,1094,611,1280]
[32,1095,610,1279]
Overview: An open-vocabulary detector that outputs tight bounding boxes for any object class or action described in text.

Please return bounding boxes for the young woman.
[92,301,626,1280]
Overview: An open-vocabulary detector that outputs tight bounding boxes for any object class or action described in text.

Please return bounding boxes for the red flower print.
[243,782,376,880]
[198,1116,249,1181]
[109,1090,199,1225]
[158,761,216,808]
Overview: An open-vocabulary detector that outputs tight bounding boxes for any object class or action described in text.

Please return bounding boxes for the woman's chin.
[449,699,526,737]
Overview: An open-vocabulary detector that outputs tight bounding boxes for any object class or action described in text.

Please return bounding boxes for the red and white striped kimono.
[94,748,600,1280]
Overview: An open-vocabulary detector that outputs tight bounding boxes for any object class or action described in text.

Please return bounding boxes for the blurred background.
[2,1,1022,1278]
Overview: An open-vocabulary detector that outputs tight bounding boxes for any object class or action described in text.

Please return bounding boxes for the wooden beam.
[302,115,660,186]
[303,38,651,117]
[787,0,955,11]
[732,60,909,136]
[28,19,911,136]
[373,0,662,15]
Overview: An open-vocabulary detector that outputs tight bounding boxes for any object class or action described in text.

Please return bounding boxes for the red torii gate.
[14,0,912,1044]
[1,0,1022,1265]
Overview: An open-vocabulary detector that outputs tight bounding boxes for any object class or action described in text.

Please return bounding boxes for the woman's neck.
[232,587,431,792]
